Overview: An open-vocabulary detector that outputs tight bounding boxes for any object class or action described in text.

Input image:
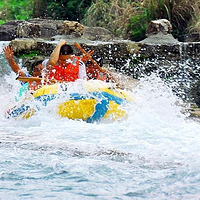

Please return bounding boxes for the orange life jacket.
[46,56,80,82]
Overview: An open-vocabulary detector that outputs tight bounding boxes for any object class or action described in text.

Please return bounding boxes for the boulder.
[140,19,178,44]
[83,26,114,41]
[146,19,172,36]
[17,21,41,38]
[0,25,17,41]
[57,20,84,37]
[0,19,115,42]
[10,38,37,55]
[28,19,63,38]
[0,20,23,41]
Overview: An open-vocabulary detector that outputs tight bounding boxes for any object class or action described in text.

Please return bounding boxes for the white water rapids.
[0,41,200,199]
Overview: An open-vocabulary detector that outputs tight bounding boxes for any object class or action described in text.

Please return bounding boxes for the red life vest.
[47,56,80,82]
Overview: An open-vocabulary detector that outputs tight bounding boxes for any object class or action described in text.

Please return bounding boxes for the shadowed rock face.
[0,19,115,41]
[0,20,23,41]
[83,26,114,41]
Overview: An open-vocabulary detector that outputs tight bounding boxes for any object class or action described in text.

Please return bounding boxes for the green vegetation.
[0,0,200,41]
[141,0,200,41]
[130,9,149,41]
[84,0,200,41]
[84,0,137,39]
[44,0,92,21]
[0,0,33,23]
[18,50,41,58]
[0,0,92,22]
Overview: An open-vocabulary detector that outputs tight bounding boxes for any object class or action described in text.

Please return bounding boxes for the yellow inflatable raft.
[6,80,133,123]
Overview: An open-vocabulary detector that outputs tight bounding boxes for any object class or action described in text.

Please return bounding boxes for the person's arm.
[46,40,67,69]
[3,45,25,77]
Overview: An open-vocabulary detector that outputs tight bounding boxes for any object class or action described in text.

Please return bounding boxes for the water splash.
[1,42,200,199]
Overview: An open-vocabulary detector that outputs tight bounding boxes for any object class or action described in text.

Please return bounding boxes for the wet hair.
[60,44,73,55]
[86,54,103,67]
[31,60,43,72]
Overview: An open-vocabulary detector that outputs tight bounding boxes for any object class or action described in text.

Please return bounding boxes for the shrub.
[0,0,33,21]
[84,0,139,39]
[84,0,200,41]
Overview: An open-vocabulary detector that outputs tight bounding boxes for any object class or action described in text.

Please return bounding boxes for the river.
[0,41,200,199]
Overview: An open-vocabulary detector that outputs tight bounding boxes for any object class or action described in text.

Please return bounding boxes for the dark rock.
[23,56,45,73]
[83,26,114,41]
[0,20,23,41]
[1,19,116,42]
[190,81,200,107]
[17,21,41,38]
[28,18,62,38]
[3,20,24,26]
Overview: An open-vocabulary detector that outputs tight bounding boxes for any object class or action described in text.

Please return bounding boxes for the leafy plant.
[0,20,6,25]
[0,0,33,21]
[130,9,149,41]
[44,0,92,21]
[19,50,41,58]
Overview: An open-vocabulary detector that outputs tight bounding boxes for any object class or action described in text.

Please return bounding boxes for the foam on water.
[0,42,200,199]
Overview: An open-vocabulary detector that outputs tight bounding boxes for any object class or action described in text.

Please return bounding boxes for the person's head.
[59,45,74,64]
[60,44,73,55]
[31,60,44,77]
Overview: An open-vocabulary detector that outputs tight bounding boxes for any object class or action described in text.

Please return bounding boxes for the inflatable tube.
[6,80,133,122]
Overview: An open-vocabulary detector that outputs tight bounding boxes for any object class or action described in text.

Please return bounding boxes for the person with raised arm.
[3,45,47,90]
[45,40,87,82]
[3,45,44,79]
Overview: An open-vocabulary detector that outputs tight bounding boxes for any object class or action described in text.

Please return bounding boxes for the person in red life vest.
[3,45,45,90]
[85,54,119,83]
[45,39,119,85]
[45,40,87,82]
[85,54,106,81]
